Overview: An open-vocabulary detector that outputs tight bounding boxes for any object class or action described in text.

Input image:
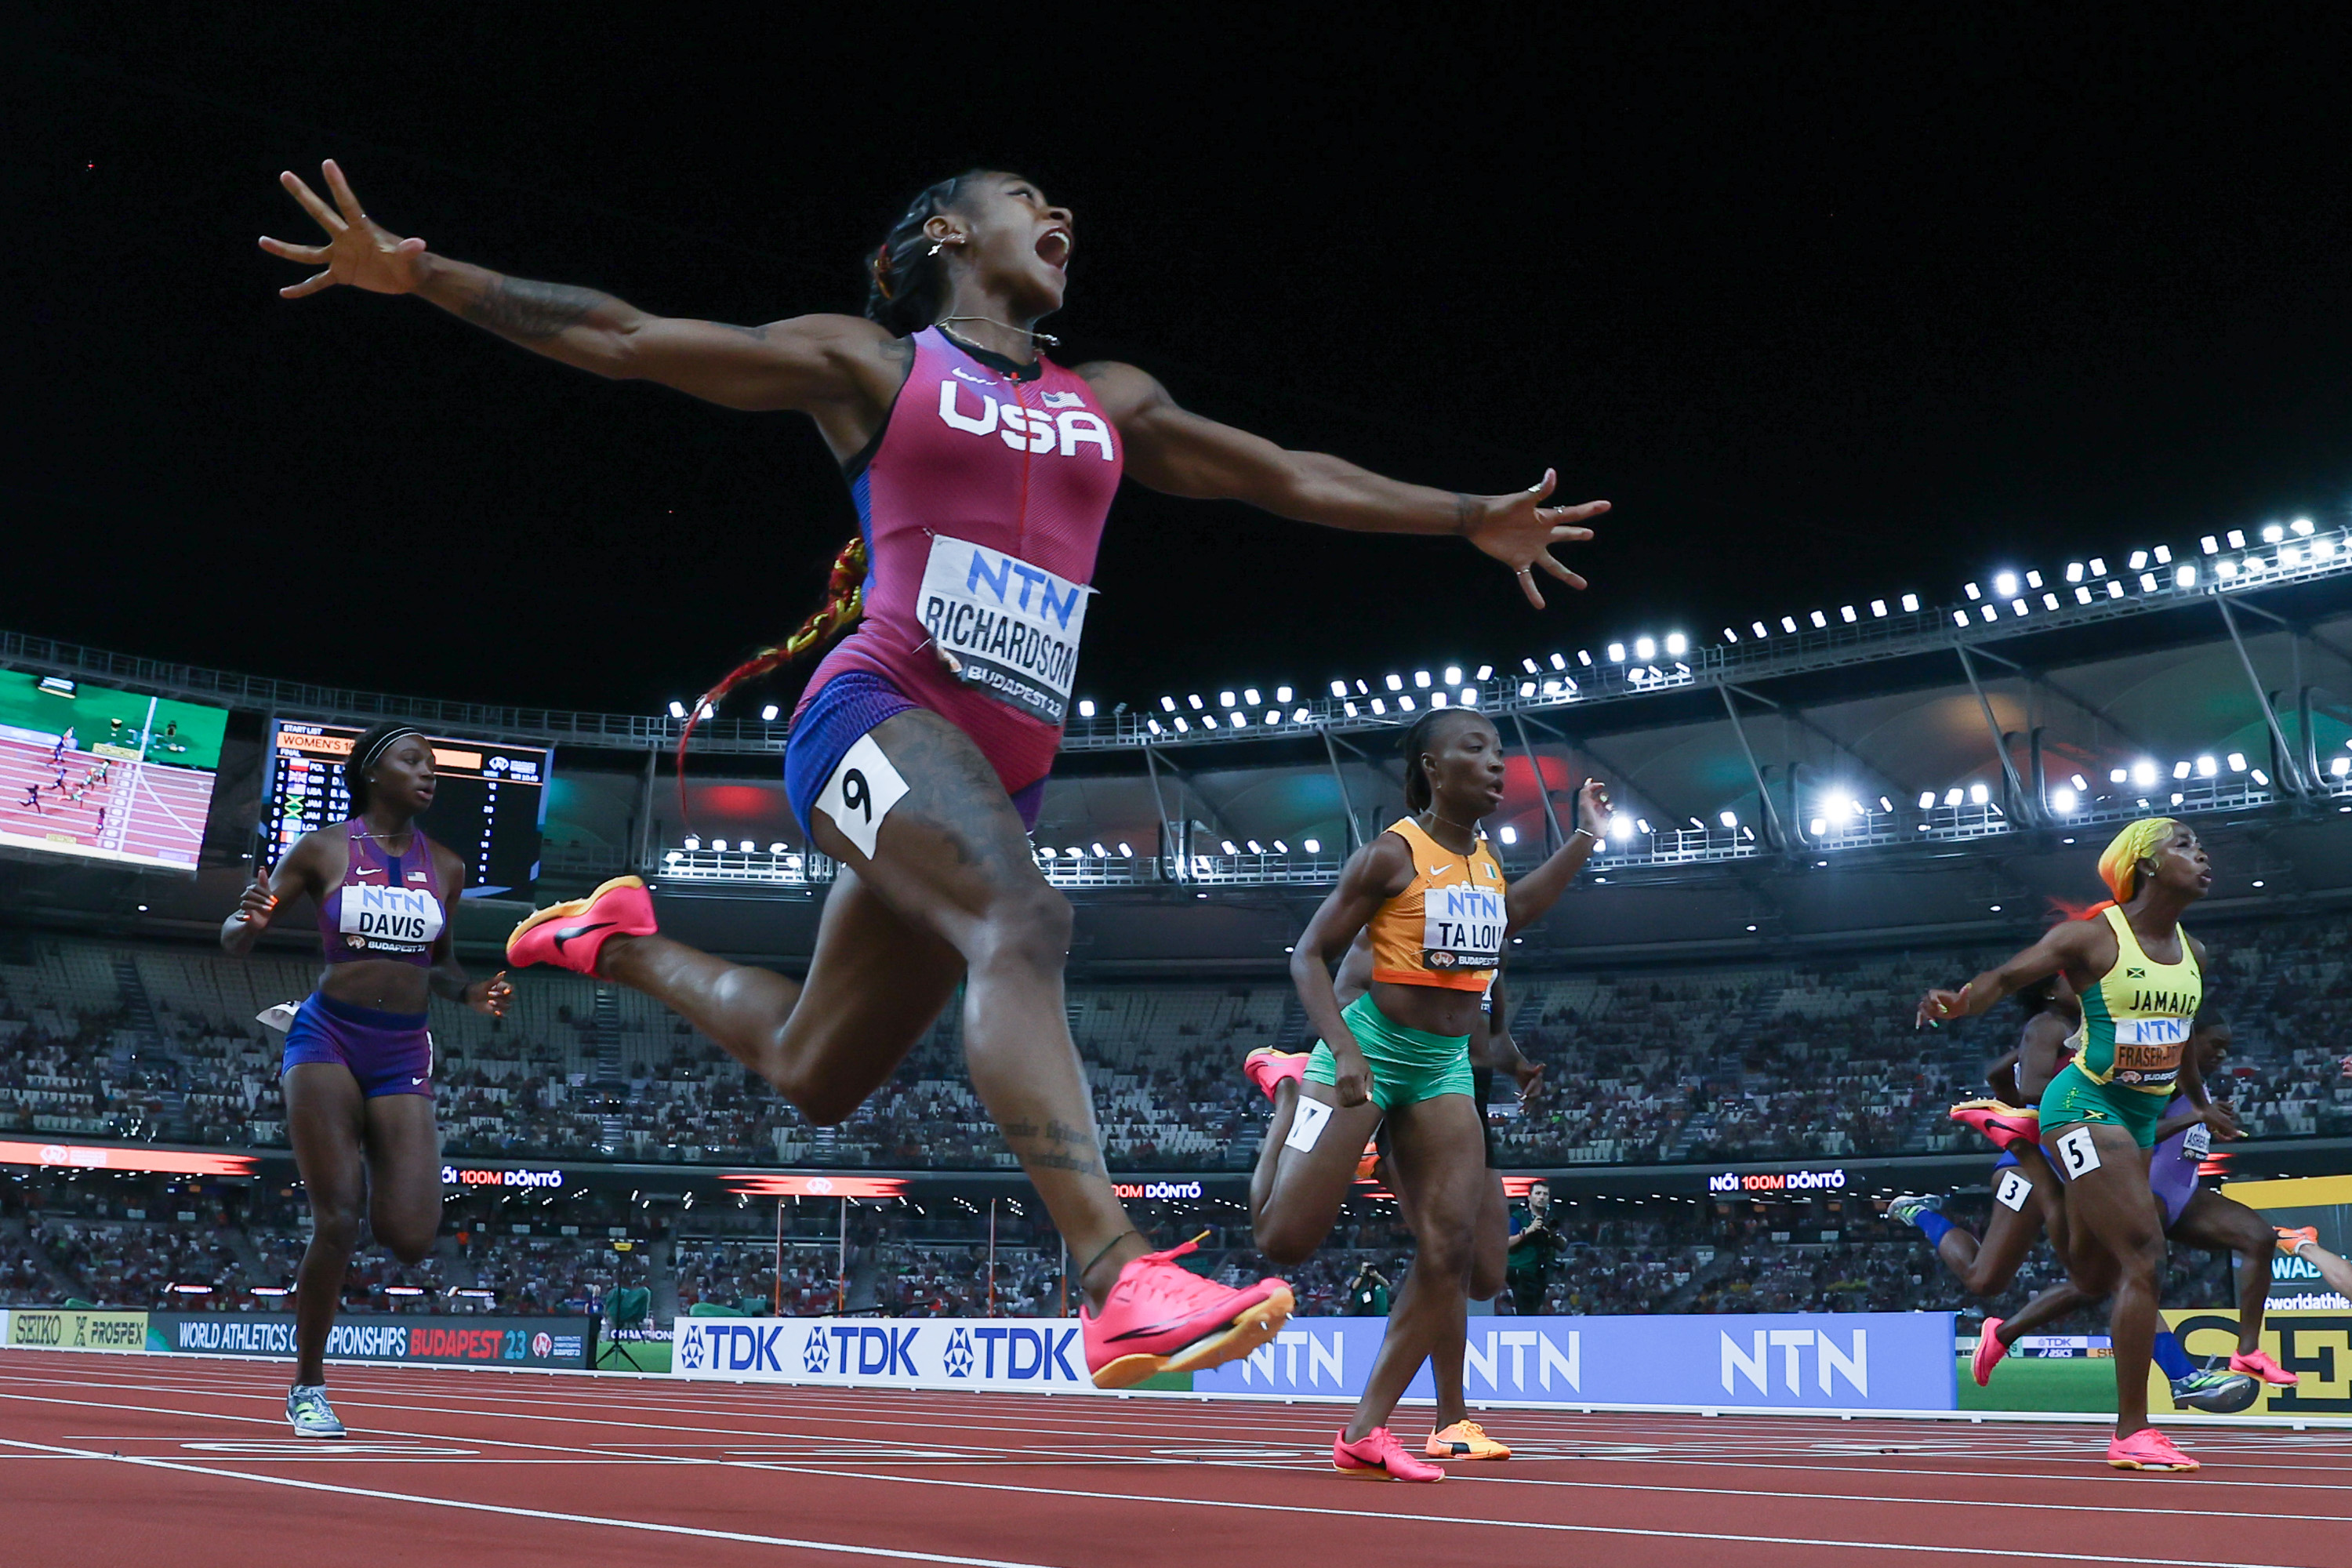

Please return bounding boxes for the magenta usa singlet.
[316,819,448,966]
[795,327,1125,796]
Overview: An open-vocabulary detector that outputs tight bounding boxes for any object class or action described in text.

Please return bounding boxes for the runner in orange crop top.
[1243,706,1613,1480]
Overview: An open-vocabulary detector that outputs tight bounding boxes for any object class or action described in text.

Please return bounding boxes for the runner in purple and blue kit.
[221,721,512,1438]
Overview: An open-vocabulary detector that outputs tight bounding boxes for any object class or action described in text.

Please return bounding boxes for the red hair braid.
[673,535,868,822]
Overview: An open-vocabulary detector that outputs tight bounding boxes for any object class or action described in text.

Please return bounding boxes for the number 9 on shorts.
[815,733,910,861]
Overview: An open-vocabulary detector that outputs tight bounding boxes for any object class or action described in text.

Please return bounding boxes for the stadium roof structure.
[6,517,2352,964]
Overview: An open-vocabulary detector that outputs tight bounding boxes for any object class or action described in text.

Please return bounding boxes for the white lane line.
[0,1436,1065,1568]
[1446,1468,2352,1523]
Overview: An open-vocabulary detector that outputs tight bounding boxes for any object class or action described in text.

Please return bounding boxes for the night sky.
[12,13,2352,721]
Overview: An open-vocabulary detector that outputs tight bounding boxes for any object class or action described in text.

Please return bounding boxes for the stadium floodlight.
[1343,701,1359,717]
[1162,696,1178,711]
[1520,658,1540,675]
[1089,842,1107,857]
[2201,535,2220,554]
[760,703,780,721]
[1229,711,1248,727]
[1218,691,1236,707]
[1690,817,1706,830]
[1952,610,1969,628]
[2012,600,2028,616]
[1809,610,1828,628]
[1291,707,1308,722]
[2076,585,2094,603]
[1664,633,1688,656]
[1878,795,1893,812]
[1994,572,2018,598]
[1499,825,1518,845]
[2226,752,2248,772]
[1174,716,1191,732]
[1551,652,1569,670]
[1385,673,1403,691]
[2195,755,2218,778]
[1723,626,1740,643]
[2026,570,2044,589]
[1077,699,1096,718]
[2295,517,2316,535]
[1265,710,1280,724]
[2252,768,2271,786]
[1460,687,1479,706]
[1610,813,1635,840]
[1870,601,1887,618]
[1116,841,1133,856]
[1276,685,1293,702]
[1398,695,1416,711]
[2107,580,2125,598]
[2042,593,2060,611]
[1519,681,1537,697]
[1200,714,1219,728]
[1809,817,1827,837]
[1220,840,1237,855]
[2176,565,2196,588]
[1443,666,1461,685]
[1414,670,1432,688]
[664,850,682,865]
[1303,837,1320,852]
[1637,818,1651,833]
[2227,529,2245,549]
[1602,642,1624,662]
[2334,758,2351,779]
[667,700,687,719]
[2130,760,2158,786]
[1839,605,1857,623]
[2138,572,2158,592]
[1272,840,1287,854]
[1147,718,1163,735]
[1718,810,1738,829]
[1429,692,1447,708]
[2129,550,2149,570]
[1900,593,1920,612]
[1918,790,1936,809]
[2089,557,2107,575]
[1634,637,1657,661]
[2170,791,2186,806]
[1944,788,1964,806]
[1969,782,1991,805]
[1038,846,1057,859]
[1330,680,1347,697]
[1780,616,1798,633]
[1188,694,1205,710]
[1369,699,1385,714]
[2052,787,2078,813]
[1246,840,1262,854]
[769,842,786,854]
[683,836,701,850]
[2263,524,2285,543]
[2317,537,2339,560]
[2172,760,2192,779]
[2065,562,2085,582]
[1751,620,1769,637]
[2282,544,2304,567]
[1981,604,1998,622]
[1964,582,1983,601]
[1824,793,1853,819]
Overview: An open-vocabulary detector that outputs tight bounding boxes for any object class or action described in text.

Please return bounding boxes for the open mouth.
[1036,227,1073,269]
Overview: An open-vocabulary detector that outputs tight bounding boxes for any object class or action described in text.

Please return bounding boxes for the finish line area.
[4,1350,2347,1567]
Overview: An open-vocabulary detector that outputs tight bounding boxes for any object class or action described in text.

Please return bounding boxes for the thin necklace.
[1418,806,1481,841]
[936,316,1060,350]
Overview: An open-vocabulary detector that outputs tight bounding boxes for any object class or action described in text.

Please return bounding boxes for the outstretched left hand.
[469,971,513,1018]
[1463,470,1607,608]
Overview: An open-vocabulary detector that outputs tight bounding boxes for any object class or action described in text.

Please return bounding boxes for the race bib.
[815,733,910,862]
[340,884,442,955]
[1994,1168,2033,1212]
[1285,1098,1334,1153]
[2053,1124,2102,1178]
[918,535,1092,725]
[1421,881,1504,974]
[2181,1122,2212,1160]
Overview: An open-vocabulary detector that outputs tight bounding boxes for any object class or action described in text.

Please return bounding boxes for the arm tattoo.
[1453,492,1479,536]
[458,277,604,341]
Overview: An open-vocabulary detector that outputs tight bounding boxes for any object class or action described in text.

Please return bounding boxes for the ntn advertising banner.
[150,1312,590,1368]
[1192,1312,1956,1412]
[672,1312,1956,1412]
[672,1316,1093,1393]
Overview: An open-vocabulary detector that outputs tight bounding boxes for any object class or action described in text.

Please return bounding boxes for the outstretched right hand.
[235,868,278,930]
[260,160,428,299]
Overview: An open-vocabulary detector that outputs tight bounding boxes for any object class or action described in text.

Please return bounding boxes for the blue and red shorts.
[783,671,1046,844]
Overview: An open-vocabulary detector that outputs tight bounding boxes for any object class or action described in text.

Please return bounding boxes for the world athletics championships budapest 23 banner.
[672,1312,1957,1413]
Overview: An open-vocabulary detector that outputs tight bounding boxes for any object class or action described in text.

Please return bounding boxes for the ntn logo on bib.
[917,536,1091,726]
[342,884,442,949]
[1423,883,1502,971]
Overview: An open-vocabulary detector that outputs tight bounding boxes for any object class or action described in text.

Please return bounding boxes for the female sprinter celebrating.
[1917,818,2218,1472]
[260,162,1604,1387]
[220,723,510,1437]
[1249,708,1608,1480]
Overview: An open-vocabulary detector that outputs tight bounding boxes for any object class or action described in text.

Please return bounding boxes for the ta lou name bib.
[917,535,1093,726]
[342,884,444,956]
[1422,882,1504,974]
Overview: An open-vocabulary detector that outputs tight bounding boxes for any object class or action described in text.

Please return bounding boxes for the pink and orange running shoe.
[1949,1099,2042,1152]
[506,876,659,976]
[1334,1426,1444,1482]
[2107,1427,2198,1472]
[1243,1047,1310,1101]
[1082,1236,1293,1390]
[2229,1348,2298,1386]
[1973,1317,2011,1387]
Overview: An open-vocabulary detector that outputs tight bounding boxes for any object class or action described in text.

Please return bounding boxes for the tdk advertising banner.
[670,1312,1955,1411]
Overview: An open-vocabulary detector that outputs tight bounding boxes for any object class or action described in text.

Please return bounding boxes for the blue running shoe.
[287,1383,347,1439]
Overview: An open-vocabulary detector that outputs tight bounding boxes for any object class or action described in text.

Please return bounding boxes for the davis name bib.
[1422,882,1503,974]
[341,884,443,955]
[917,535,1091,725]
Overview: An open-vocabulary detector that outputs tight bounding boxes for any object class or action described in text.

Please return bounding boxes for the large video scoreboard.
[264,721,549,895]
[0,670,227,873]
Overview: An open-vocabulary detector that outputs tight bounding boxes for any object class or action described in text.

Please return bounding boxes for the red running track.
[2,1348,2345,1567]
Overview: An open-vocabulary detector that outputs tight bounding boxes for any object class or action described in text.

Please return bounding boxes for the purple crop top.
[317,819,447,966]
